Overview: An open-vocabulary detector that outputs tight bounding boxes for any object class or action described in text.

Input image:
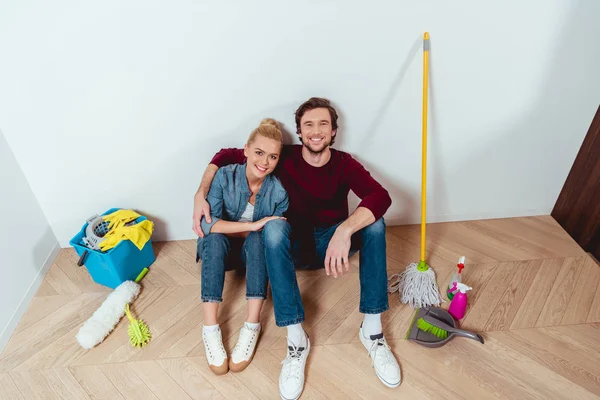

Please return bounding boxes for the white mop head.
[388,262,443,309]
[76,280,141,349]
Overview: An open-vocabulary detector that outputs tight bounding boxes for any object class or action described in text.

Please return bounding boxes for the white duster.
[76,280,141,349]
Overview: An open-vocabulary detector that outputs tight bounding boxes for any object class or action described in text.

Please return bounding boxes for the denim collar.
[236,162,273,198]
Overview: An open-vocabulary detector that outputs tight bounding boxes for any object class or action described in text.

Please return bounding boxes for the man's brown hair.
[294,97,339,145]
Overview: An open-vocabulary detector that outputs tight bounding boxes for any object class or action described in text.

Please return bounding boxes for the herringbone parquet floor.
[1,216,600,399]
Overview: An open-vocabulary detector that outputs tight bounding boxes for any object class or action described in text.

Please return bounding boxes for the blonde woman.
[197,119,288,375]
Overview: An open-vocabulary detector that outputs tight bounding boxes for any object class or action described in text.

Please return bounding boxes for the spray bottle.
[447,256,465,300]
[448,282,472,320]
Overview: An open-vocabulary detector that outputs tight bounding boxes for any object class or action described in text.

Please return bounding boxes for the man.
[193,97,401,399]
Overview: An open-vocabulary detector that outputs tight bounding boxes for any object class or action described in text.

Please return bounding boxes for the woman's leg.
[200,233,230,306]
[246,299,263,323]
[229,231,266,372]
[242,230,268,315]
[199,233,230,375]
[202,302,219,326]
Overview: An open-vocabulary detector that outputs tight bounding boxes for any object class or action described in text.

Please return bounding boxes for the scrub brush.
[417,317,448,339]
[417,315,483,343]
[125,303,151,348]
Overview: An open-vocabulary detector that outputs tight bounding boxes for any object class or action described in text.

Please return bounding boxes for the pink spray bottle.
[448,282,472,320]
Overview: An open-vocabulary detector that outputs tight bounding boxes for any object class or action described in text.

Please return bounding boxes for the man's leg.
[262,219,310,400]
[314,218,401,388]
[262,219,305,328]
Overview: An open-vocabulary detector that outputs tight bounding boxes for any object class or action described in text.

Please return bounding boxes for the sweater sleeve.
[342,155,392,221]
[210,148,246,167]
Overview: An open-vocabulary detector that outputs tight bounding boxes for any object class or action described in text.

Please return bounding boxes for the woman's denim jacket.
[200,163,288,237]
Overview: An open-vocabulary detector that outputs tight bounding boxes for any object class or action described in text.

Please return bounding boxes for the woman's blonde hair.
[247,118,283,147]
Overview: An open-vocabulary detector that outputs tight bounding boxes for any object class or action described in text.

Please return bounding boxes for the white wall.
[0,0,599,244]
[0,129,60,352]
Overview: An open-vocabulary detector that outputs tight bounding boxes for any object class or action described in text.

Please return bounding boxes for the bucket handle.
[77,250,88,267]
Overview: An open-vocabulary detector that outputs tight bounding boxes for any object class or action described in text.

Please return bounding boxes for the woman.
[197,118,288,375]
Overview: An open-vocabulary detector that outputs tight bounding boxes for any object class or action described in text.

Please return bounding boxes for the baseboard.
[384,209,550,226]
[58,210,552,244]
[0,242,61,353]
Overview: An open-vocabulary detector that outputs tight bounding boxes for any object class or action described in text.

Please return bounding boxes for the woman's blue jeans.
[263,218,389,327]
[197,232,267,302]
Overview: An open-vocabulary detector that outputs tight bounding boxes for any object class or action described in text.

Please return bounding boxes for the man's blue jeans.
[263,218,389,327]
[197,232,268,302]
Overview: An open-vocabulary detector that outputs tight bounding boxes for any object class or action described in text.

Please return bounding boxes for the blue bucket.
[69,208,155,289]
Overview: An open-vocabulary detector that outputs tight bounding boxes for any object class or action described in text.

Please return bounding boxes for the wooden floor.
[1,215,600,399]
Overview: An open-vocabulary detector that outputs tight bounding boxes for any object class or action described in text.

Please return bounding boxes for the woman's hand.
[250,216,286,232]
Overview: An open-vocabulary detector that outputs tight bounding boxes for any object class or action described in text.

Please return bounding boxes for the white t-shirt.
[238,202,254,223]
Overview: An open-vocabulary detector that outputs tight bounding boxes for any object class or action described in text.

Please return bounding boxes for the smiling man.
[193,97,401,399]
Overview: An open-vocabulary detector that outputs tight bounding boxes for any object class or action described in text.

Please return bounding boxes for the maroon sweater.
[210,145,392,230]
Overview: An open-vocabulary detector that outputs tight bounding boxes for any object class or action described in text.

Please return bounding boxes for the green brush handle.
[422,315,484,344]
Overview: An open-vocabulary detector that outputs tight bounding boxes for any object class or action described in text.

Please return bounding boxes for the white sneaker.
[202,327,229,375]
[279,334,310,400]
[229,323,261,372]
[359,326,401,388]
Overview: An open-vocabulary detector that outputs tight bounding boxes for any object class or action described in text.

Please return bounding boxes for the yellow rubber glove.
[99,219,154,251]
[102,209,141,230]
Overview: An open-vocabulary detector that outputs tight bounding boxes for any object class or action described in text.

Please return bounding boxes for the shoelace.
[205,332,226,361]
[233,327,256,356]
[367,338,395,369]
[281,344,304,379]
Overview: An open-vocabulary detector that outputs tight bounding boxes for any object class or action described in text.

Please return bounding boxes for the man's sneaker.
[359,326,401,388]
[202,327,229,375]
[229,323,261,372]
[279,334,310,400]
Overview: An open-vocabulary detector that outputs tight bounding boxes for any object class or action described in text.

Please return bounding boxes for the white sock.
[244,321,260,331]
[362,314,382,338]
[203,324,220,333]
[286,323,306,348]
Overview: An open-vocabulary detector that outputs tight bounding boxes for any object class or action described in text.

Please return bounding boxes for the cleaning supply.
[75,270,149,349]
[71,208,156,289]
[388,32,443,309]
[416,314,483,344]
[447,256,466,300]
[125,303,151,348]
[417,316,448,339]
[99,219,154,251]
[448,282,472,320]
[405,306,484,348]
[81,215,110,250]
[103,209,142,230]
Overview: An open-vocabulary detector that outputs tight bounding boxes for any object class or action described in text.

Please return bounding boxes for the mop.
[388,32,443,309]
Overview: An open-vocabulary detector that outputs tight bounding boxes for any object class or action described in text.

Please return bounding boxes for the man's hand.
[193,194,211,238]
[324,227,351,278]
[251,216,286,232]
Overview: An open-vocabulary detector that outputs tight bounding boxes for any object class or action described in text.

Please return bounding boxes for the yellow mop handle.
[421,32,429,262]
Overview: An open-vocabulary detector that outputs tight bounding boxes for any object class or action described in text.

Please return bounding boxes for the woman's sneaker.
[229,323,261,372]
[359,326,401,388]
[202,326,229,375]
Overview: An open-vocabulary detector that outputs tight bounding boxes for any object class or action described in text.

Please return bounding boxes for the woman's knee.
[204,232,228,243]
[201,233,229,257]
[262,219,291,248]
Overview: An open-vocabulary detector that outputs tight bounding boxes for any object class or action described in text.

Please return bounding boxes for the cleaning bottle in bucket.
[448,282,472,320]
[447,256,465,300]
